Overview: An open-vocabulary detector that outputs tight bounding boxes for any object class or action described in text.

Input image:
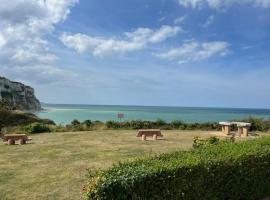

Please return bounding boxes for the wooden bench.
[1,134,31,145]
[137,129,163,141]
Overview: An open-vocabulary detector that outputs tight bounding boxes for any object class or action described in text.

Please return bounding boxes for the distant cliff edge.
[0,77,41,111]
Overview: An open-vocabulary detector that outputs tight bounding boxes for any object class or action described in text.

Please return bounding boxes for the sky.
[0,0,270,108]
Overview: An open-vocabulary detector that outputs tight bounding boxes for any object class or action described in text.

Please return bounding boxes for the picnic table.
[219,122,251,137]
[137,129,163,141]
[1,134,31,145]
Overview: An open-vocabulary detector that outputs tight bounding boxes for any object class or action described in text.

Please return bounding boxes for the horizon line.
[41,102,270,110]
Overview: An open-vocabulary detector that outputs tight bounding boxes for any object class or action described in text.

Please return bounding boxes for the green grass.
[0,130,260,200]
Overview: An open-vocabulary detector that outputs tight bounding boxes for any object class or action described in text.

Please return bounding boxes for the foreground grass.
[0,130,242,199]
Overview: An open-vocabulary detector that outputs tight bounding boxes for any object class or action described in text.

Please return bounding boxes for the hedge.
[105,120,220,131]
[84,137,270,200]
[12,117,268,133]
[104,117,270,131]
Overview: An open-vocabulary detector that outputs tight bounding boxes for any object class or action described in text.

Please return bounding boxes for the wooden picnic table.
[137,129,163,141]
[1,134,31,145]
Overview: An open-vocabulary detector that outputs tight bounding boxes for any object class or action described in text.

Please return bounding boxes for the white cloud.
[60,25,182,56]
[201,15,215,28]
[149,26,181,43]
[179,0,204,8]
[155,41,229,64]
[178,0,270,9]
[2,65,78,85]
[0,33,6,48]
[174,16,187,24]
[0,0,78,84]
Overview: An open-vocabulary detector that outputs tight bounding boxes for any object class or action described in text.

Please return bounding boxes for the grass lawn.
[0,130,234,199]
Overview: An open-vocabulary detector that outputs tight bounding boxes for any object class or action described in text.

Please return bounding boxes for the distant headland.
[0,76,41,111]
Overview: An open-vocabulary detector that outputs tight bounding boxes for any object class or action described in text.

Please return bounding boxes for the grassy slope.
[0,130,239,199]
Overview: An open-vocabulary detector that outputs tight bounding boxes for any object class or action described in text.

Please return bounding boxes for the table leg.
[153,134,157,140]
[141,135,146,141]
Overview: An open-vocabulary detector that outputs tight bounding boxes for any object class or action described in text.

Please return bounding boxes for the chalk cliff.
[0,77,41,110]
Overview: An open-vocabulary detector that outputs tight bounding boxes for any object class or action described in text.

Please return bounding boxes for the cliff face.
[0,77,41,111]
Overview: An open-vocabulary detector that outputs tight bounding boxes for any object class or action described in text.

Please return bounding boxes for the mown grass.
[0,130,266,200]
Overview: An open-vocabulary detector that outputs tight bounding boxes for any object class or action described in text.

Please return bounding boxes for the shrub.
[71,119,81,126]
[84,137,270,200]
[83,120,92,127]
[23,123,51,134]
[160,124,173,130]
[129,120,145,129]
[171,120,184,129]
[155,119,166,127]
[51,125,67,132]
[106,120,120,129]
[245,117,270,132]
[192,136,220,148]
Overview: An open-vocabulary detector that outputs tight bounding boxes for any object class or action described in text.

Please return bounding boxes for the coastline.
[36,104,270,125]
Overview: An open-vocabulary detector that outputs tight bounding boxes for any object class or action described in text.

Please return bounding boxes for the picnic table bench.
[137,129,163,141]
[1,134,31,145]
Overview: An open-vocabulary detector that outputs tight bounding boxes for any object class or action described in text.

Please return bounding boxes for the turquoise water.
[36,104,270,124]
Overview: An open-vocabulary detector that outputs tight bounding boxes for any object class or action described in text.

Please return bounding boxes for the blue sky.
[0,0,270,108]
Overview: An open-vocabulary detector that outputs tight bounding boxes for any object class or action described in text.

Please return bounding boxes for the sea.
[36,104,270,125]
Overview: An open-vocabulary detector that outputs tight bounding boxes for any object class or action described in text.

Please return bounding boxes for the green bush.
[193,136,220,148]
[155,119,166,127]
[84,137,270,200]
[103,119,222,131]
[83,120,92,127]
[171,120,184,129]
[16,117,268,133]
[106,120,121,129]
[71,119,81,126]
[126,120,145,129]
[23,122,51,134]
[245,117,270,132]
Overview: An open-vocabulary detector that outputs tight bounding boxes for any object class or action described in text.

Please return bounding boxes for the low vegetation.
[105,119,220,130]
[242,117,270,132]
[23,122,52,134]
[9,117,270,134]
[192,136,220,148]
[84,136,270,200]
